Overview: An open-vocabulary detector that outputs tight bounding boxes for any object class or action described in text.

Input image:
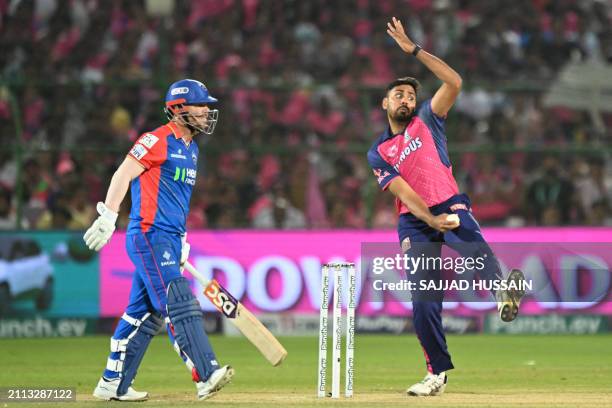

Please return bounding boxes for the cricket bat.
[184,261,288,366]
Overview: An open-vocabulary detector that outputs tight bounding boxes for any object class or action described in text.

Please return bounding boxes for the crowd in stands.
[1,0,611,230]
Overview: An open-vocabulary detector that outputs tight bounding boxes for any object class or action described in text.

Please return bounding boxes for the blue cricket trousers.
[398,194,502,374]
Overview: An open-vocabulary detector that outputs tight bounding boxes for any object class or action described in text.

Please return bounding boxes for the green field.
[1,335,611,407]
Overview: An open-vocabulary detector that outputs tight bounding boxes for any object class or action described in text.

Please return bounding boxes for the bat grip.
[184,261,211,286]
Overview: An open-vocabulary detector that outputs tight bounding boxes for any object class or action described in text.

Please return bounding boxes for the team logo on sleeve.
[373,168,391,184]
[139,133,159,149]
[130,143,148,160]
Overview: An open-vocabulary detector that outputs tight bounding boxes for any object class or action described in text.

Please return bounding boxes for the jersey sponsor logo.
[388,145,398,157]
[160,250,176,267]
[373,168,391,184]
[450,203,469,212]
[130,143,148,160]
[139,133,159,149]
[393,137,423,171]
[171,87,189,95]
[404,130,412,143]
[203,280,238,318]
[171,149,186,159]
[173,166,197,185]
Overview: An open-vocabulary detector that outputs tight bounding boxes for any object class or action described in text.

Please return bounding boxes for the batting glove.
[83,202,118,251]
[180,233,190,273]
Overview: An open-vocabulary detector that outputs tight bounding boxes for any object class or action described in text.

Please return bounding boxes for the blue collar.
[380,125,406,142]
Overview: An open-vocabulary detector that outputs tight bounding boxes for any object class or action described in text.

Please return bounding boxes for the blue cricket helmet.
[165,79,218,107]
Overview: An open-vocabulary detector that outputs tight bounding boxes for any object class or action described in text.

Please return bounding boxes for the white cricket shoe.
[407,372,447,396]
[496,268,526,322]
[93,377,149,401]
[196,365,235,401]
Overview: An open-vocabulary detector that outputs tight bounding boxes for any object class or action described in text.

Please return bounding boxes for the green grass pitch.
[1,334,611,407]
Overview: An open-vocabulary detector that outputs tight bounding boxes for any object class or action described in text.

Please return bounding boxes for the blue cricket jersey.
[126,122,198,234]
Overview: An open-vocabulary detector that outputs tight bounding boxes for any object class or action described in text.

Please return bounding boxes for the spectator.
[0,1,610,230]
[252,182,306,229]
[525,156,576,225]
[0,187,17,229]
[574,157,612,218]
[67,188,96,230]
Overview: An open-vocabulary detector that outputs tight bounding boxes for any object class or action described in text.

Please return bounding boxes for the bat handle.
[184,261,211,286]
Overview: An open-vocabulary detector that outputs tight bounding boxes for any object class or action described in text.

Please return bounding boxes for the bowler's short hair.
[386,77,421,95]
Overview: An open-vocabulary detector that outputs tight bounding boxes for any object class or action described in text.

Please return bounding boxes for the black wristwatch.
[412,44,422,57]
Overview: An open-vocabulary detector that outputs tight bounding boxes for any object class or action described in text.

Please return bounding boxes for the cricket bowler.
[367,18,526,396]
[83,79,233,401]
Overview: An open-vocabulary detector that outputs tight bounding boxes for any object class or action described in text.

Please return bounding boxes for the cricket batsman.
[367,18,525,396]
[83,79,234,401]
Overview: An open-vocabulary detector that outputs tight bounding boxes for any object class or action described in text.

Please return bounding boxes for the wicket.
[317,262,356,398]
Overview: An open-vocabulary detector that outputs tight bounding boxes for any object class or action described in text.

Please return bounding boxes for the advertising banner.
[0,232,99,318]
[100,229,612,317]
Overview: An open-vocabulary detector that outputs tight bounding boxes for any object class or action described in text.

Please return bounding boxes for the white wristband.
[96,202,118,224]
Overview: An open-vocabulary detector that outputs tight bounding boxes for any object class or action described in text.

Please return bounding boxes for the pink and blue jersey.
[127,122,198,234]
[367,99,459,214]
[367,100,506,377]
